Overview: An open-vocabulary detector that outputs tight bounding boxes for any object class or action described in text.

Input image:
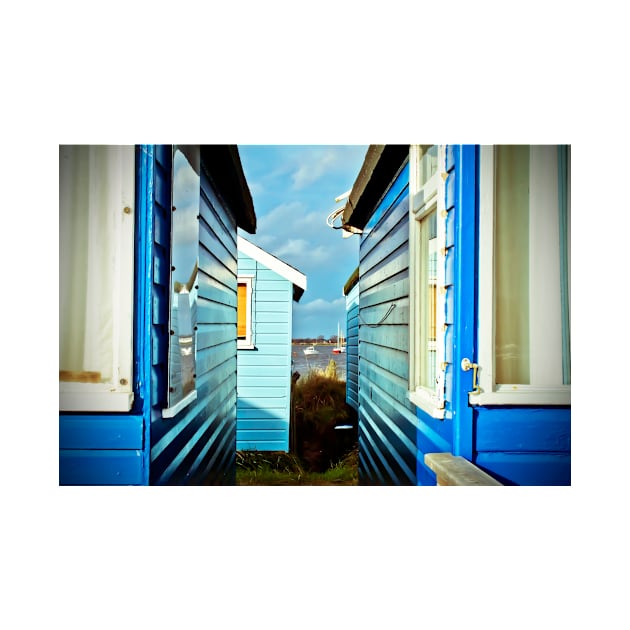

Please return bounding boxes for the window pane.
[494,145,530,384]
[59,146,126,382]
[558,146,571,385]
[419,145,438,188]
[421,210,437,389]
[237,283,247,338]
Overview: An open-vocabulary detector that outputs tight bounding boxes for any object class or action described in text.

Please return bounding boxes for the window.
[237,276,254,349]
[408,145,446,417]
[475,145,570,405]
[59,145,135,412]
[163,146,200,418]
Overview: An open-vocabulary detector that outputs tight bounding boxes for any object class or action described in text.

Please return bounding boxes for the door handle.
[461,358,480,394]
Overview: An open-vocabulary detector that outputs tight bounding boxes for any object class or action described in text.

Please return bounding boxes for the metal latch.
[461,358,480,394]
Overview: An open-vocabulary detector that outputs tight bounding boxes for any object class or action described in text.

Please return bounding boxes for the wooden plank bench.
[425,452,503,486]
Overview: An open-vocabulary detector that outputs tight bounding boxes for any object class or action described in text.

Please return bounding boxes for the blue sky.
[237,145,368,339]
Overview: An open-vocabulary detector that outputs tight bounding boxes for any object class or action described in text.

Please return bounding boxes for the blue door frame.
[450,144,477,460]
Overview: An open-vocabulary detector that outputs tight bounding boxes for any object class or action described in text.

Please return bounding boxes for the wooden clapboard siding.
[348,144,570,486]
[472,407,571,485]
[357,162,418,485]
[345,281,359,411]
[59,450,144,485]
[59,144,252,486]
[149,150,239,485]
[59,415,143,450]
[236,249,293,451]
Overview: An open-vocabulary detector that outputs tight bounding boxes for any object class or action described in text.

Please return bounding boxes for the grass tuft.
[236,370,358,485]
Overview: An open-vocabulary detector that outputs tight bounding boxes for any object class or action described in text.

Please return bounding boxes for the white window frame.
[237,275,255,349]
[59,145,135,412]
[474,145,570,406]
[408,145,447,418]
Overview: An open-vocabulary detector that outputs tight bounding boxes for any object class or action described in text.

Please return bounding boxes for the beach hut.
[343,267,360,412]
[335,145,570,486]
[59,145,256,485]
[236,236,306,451]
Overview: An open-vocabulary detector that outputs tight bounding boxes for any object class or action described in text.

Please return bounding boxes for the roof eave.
[342,144,409,231]
[200,145,257,234]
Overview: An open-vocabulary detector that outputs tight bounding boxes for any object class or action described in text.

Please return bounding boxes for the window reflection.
[167,146,200,408]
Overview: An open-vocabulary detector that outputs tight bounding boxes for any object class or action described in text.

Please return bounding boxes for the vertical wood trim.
[452,145,477,460]
[558,146,571,385]
[477,145,495,394]
[137,144,155,484]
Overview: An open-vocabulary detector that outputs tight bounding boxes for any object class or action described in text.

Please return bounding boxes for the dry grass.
[235,447,358,485]
[236,368,358,485]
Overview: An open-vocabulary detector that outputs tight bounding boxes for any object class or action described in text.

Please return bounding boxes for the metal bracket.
[461,358,480,395]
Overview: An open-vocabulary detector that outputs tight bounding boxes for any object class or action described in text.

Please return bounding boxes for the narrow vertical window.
[494,145,530,384]
[558,146,571,385]
[163,145,200,417]
[408,145,446,417]
[420,210,438,389]
[237,276,254,348]
[237,282,248,338]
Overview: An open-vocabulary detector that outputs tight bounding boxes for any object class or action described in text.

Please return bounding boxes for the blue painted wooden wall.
[149,148,240,484]
[236,251,294,451]
[351,145,570,486]
[356,162,419,485]
[60,145,250,485]
[344,278,359,412]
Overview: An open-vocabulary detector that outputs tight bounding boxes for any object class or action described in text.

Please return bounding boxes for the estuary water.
[291,344,347,382]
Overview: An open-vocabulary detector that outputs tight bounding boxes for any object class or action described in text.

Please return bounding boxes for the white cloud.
[292,296,347,338]
[250,200,341,272]
[291,149,339,190]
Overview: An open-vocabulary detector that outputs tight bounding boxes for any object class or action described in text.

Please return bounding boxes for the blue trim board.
[451,144,478,460]
[135,144,155,485]
[60,450,144,485]
[60,415,143,449]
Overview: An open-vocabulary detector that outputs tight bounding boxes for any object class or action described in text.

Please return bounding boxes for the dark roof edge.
[343,266,359,296]
[342,144,409,230]
[200,145,257,234]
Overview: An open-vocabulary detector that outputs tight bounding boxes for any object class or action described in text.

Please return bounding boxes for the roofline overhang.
[343,266,359,296]
[342,144,409,231]
[200,145,257,234]
[237,235,307,302]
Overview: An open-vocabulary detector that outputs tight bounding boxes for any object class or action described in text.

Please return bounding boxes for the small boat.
[332,322,346,354]
[303,345,319,356]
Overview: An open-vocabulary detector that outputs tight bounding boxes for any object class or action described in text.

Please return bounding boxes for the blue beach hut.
[343,267,360,412]
[334,144,571,486]
[59,145,257,485]
[236,236,306,452]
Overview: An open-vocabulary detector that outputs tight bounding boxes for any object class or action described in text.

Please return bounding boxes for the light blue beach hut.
[333,144,571,486]
[59,145,256,485]
[236,236,306,452]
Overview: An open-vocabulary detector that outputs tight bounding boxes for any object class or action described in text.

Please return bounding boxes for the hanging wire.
[326,205,346,230]
[358,303,396,327]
